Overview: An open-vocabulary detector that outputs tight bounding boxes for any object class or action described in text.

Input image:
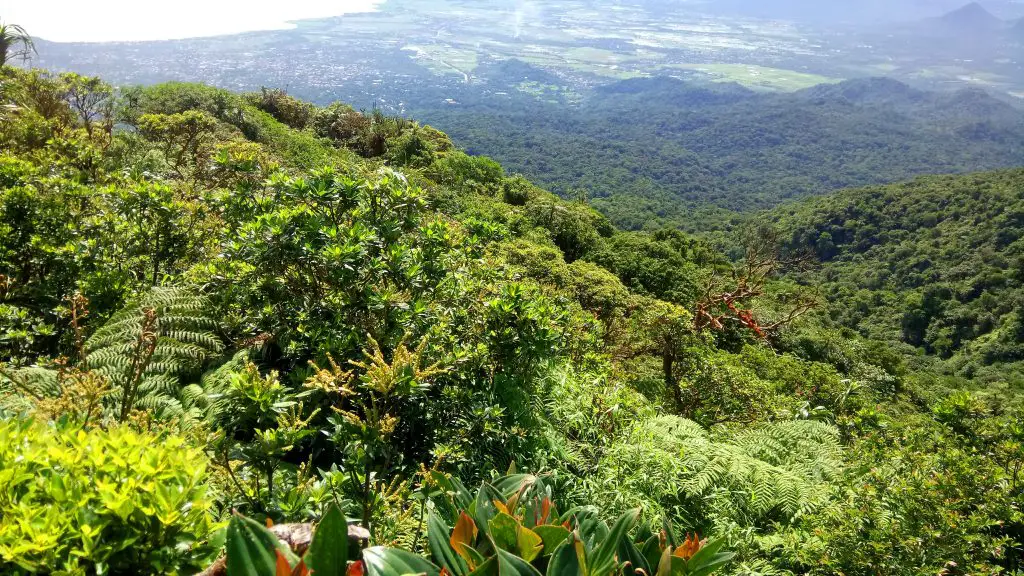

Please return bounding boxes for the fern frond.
[603,415,844,528]
[83,287,223,421]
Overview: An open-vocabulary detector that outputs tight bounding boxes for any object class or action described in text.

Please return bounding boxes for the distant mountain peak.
[937,2,1004,30]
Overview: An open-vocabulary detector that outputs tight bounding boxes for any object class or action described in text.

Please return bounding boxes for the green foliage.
[428,151,504,193]
[86,287,223,420]
[225,474,732,576]
[791,414,1022,576]
[0,418,220,575]
[777,168,1024,383]
[0,22,36,68]
[416,76,1024,231]
[585,230,711,305]
[249,88,316,130]
[1,68,1021,576]
[582,416,843,532]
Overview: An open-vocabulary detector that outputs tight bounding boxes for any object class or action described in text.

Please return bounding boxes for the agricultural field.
[663,63,842,91]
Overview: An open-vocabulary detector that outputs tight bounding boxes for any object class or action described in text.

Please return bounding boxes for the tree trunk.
[663,351,684,413]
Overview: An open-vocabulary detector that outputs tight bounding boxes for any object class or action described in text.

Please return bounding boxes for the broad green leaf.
[587,509,639,576]
[655,547,672,576]
[468,556,498,576]
[448,476,475,512]
[533,525,570,555]
[682,537,724,569]
[640,535,661,575]
[472,484,504,539]
[616,534,650,576]
[661,519,679,549]
[226,514,297,576]
[305,504,347,576]
[488,513,521,553]
[495,547,543,576]
[362,547,441,576]
[686,554,735,576]
[562,507,604,551]
[461,542,488,570]
[516,526,544,563]
[546,539,581,576]
[491,475,537,502]
[683,538,733,576]
[428,511,469,576]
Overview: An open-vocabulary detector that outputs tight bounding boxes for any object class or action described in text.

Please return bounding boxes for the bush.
[0,419,220,575]
[248,88,315,130]
[427,151,504,192]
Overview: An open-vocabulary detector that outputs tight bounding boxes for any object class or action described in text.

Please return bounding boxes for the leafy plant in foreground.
[223,474,733,576]
[0,418,220,575]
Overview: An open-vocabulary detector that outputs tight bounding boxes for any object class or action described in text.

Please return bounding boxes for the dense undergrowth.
[0,68,1021,575]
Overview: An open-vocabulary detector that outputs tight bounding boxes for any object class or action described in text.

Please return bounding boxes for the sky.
[0,0,382,43]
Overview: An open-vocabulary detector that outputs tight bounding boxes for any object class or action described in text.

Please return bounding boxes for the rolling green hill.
[413,73,1024,231]
[774,168,1024,386]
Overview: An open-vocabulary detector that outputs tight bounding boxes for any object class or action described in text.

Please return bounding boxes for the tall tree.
[0,22,36,67]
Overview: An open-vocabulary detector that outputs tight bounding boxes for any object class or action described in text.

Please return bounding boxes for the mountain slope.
[413,73,1024,230]
[1,67,1022,576]
[934,2,1005,33]
[774,168,1024,382]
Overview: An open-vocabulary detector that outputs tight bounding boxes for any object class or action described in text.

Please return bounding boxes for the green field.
[665,63,842,91]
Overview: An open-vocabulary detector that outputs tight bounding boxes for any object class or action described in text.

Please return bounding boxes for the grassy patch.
[666,63,841,91]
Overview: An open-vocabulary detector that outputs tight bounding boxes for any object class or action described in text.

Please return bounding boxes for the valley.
[33,0,1024,109]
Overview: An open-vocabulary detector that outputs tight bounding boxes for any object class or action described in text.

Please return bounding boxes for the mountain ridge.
[937,1,1004,30]
[413,73,1024,229]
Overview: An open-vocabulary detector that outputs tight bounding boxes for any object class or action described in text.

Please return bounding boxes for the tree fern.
[1,287,224,422]
[0,366,58,414]
[590,415,844,529]
[85,287,223,421]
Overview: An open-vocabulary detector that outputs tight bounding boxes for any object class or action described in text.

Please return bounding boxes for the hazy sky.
[0,0,382,42]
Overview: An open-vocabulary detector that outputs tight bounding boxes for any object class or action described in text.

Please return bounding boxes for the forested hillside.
[413,73,1024,231]
[0,66,1021,576]
[774,168,1024,386]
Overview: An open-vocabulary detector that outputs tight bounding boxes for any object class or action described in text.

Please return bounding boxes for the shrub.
[249,88,315,130]
[0,419,221,575]
[427,151,504,192]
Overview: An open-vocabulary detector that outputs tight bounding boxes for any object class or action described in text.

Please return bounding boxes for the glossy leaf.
[533,525,570,555]
[516,526,544,563]
[640,535,661,575]
[681,537,734,576]
[587,509,639,576]
[546,538,581,576]
[429,511,469,576]
[227,513,299,576]
[495,547,543,576]
[363,547,441,576]
[471,484,504,539]
[616,533,651,576]
[655,546,672,576]
[305,504,348,576]
[489,512,521,553]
